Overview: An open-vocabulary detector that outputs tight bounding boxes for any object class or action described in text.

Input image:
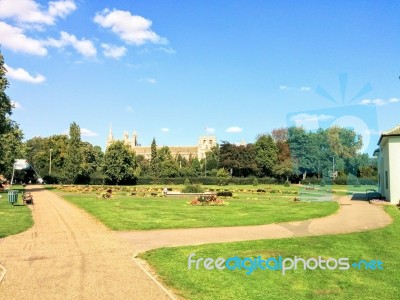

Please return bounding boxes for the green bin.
[8,191,18,205]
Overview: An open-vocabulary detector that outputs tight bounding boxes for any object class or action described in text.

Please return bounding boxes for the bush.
[182,184,205,193]
[284,180,290,187]
[253,178,259,186]
[320,179,326,187]
[216,191,233,197]
[184,178,191,185]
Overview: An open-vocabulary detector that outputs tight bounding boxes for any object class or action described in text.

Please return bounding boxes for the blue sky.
[1,0,399,154]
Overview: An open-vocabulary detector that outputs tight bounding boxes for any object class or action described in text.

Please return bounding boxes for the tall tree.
[103,141,136,184]
[254,134,278,176]
[0,51,12,136]
[64,122,83,183]
[0,124,25,178]
[219,142,258,177]
[150,137,159,175]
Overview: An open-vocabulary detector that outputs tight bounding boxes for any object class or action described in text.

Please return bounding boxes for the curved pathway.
[119,196,393,254]
[0,188,393,299]
[0,186,174,300]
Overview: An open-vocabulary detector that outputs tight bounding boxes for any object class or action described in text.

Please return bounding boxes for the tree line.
[0,50,376,185]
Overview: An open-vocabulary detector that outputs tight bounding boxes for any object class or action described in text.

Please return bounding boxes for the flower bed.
[189,194,228,206]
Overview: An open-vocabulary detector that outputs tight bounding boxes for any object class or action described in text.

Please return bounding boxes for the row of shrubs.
[302,176,377,186]
[45,174,377,187]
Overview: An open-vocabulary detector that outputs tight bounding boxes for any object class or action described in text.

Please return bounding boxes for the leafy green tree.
[0,51,12,136]
[0,124,25,177]
[205,145,219,171]
[26,135,69,179]
[81,142,103,177]
[219,142,257,177]
[157,146,179,177]
[287,126,317,180]
[150,137,159,175]
[64,122,84,183]
[103,141,136,184]
[254,134,278,176]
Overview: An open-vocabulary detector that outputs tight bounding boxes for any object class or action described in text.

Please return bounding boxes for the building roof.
[378,124,400,145]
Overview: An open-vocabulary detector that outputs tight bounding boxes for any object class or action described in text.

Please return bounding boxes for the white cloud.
[363,129,381,136]
[5,63,45,84]
[161,128,169,132]
[0,21,47,55]
[300,86,311,92]
[48,0,76,19]
[126,106,133,112]
[226,126,243,133]
[11,101,22,109]
[359,98,400,106]
[140,78,156,84]
[159,47,176,54]
[290,113,334,123]
[279,85,288,90]
[206,127,215,133]
[46,31,96,57]
[0,0,76,25]
[147,78,156,84]
[101,43,127,59]
[94,9,167,45]
[81,128,98,137]
[290,113,334,130]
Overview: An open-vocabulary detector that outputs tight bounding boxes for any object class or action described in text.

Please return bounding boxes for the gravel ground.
[0,186,174,300]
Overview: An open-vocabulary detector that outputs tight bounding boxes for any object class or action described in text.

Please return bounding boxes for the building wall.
[388,137,400,204]
[132,146,198,160]
[379,139,390,198]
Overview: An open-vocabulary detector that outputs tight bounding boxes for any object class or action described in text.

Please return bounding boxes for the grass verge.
[60,192,339,230]
[0,187,34,238]
[141,206,399,300]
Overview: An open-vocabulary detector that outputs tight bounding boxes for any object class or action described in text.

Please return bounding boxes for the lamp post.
[49,149,53,175]
[331,155,335,177]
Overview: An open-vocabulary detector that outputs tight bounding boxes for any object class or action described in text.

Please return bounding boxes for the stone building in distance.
[106,127,216,160]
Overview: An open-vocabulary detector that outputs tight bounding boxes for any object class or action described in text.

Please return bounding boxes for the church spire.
[106,123,114,148]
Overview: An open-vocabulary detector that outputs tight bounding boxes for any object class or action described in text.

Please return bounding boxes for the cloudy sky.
[1,0,399,153]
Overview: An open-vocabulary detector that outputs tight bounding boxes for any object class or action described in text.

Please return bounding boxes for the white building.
[376,124,400,204]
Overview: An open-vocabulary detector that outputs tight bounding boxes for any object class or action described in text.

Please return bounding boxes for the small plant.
[188,194,227,206]
[293,197,300,202]
[182,184,205,193]
[253,178,258,186]
[284,180,290,187]
[216,191,233,197]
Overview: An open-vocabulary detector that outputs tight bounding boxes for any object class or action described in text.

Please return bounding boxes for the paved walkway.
[0,188,393,300]
[0,187,174,300]
[119,196,393,254]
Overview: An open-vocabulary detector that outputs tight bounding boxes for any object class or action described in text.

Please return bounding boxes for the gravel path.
[119,196,393,253]
[0,188,393,300]
[0,186,174,300]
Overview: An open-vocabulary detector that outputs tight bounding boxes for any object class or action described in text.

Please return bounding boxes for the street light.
[49,149,53,175]
[331,155,335,178]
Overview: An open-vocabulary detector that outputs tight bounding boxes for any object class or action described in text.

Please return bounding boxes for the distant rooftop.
[378,124,400,145]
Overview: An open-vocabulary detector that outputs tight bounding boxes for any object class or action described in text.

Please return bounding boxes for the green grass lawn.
[0,188,34,238]
[60,192,339,230]
[142,206,400,300]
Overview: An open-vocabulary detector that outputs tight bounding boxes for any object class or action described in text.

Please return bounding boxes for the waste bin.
[8,190,18,205]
